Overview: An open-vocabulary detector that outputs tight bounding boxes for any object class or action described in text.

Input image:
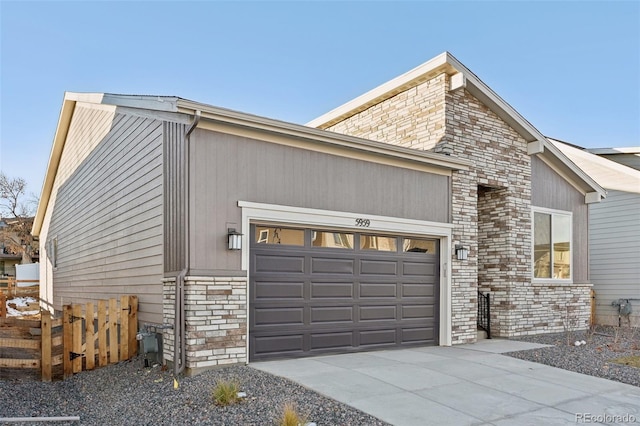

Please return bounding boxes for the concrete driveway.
[252,340,640,425]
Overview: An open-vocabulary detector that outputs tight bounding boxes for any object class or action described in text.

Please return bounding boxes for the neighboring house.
[552,141,640,327]
[1,216,38,276]
[587,147,640,170]
[33,52,604,374]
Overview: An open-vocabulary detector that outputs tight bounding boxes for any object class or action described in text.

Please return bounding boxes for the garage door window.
[312,231,354,249]
[255,227,304,246]
[403,238,437,253]
[360,235,397,251]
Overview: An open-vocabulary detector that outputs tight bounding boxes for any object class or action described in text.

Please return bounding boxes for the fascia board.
[176,99,471,172]
[32,93,82,236]
[541,139,606,197]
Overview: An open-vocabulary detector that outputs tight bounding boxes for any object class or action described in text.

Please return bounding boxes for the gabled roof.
[307,51,606,201]
[551,140,640,194]
[33,92,471,236]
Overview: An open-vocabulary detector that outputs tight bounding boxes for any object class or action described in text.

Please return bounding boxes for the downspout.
[174,110,201,376]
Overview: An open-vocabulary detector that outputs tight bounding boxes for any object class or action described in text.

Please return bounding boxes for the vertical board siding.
[531,156,589,283]
[163,122,187,273]
[190,130,451,272]
[43,105,164,324]
[589,190,640,325]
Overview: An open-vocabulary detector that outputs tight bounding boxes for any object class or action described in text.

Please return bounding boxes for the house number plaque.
[355,218,370,227]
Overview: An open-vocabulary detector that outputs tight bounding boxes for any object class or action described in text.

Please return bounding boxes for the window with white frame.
[533,209,571,280]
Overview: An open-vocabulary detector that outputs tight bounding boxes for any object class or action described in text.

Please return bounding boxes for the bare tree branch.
[0,172,39,265]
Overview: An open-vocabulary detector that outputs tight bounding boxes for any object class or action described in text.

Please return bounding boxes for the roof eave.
[306,52,605,199]
[176,99,472,172]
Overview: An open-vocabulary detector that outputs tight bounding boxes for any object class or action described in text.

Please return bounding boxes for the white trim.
[238,200,453,349]
[531,206,573,284]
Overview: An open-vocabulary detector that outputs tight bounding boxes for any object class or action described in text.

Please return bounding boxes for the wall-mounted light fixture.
[227,228,243,250]
[455,244,469,261]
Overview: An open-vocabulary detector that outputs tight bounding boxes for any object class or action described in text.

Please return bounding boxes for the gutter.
[174,110,201,376]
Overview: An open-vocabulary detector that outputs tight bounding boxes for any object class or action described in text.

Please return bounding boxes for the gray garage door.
[249,225,440,361]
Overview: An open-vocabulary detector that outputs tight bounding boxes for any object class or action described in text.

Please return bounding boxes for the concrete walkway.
[252,340,640,425]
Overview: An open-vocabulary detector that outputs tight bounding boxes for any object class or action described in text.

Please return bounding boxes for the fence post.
[41,310,52,382]
[0,292,6,318]
[62,305,72,379]
[128,295,138,358]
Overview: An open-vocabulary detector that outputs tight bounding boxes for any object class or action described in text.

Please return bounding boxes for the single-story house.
[552,140,640,327]
[33,52,605,374]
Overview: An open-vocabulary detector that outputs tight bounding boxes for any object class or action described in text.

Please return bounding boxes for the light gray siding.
[188,129,451,273]
[531,156,589,283]
[598,153,640,171]
[47,107,164,323]
[590,190,640,325]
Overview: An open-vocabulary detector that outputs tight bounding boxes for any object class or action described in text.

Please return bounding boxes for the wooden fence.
[0,295,138,381]
[0,278,39,299]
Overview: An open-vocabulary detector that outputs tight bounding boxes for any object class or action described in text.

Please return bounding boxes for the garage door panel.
[403,261,436,276]
[401,283,434,297]
[360,259,398,275]
[255,254,305,273]
[360,282,397,298]
[360,305,396,321]
[310,282,354,298]
[253,335,304,355]
[402,304,435,319]
[254,307,304,326]
[359,329,397,346]
[254,281,305,300]
[402,327,434,342]
[310,306,353,323]
[310,332,354,349]
[311,257,355,274]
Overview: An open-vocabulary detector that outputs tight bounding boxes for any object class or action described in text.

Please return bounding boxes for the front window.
[533,209,571,280]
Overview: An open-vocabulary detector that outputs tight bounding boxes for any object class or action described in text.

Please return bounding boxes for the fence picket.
[120,296,129,361]
[71,304,82,373]
[86,302,95,370]
[98,300,107,367]
[108,298,118,364]
[0,293,6,318]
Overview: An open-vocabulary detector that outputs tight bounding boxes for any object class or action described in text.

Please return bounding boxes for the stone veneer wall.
[163,276,247,373]
[325,71,590,339]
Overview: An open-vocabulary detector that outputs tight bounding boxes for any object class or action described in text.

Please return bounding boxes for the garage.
[249,224,440,361]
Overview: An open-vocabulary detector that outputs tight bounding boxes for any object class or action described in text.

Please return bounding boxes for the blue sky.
[1,1,639,197]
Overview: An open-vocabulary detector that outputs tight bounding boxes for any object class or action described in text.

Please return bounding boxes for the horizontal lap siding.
[47,107,164,323]
[589,190,640,325]
[190,130,451,272]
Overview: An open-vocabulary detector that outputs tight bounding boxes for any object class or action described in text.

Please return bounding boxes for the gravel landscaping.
[0,357,389,426]
[2,326,638,425]
[506,325,640,387]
